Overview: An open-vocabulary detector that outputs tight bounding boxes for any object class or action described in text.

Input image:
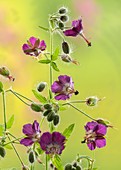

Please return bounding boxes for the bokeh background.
[0,0,121,169]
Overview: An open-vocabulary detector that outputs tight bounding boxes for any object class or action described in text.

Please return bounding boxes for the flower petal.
[72,19,83,33]
[58,75,71,84]
[52,132,65,145]
[87,141,96,150]
[22,124,34,136]
[32,120,41,133]
[85,121,98,131]
[95,137,106,148]
[51,81,63,93]
[40,132,52,150]
[96,124,107,135]
[63,28,78,37]
[22,44,30,51]
[29,36,37,46]
[39,40,46,51]
[55,94,69,100]
[20,137,34,146]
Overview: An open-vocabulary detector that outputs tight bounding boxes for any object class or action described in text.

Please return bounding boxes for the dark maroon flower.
[40,132,66,155]
[83,121,107,150]
[63,19,91,46]
[51,75,78,100]
[20,120,41,146]
[22,36,46,57]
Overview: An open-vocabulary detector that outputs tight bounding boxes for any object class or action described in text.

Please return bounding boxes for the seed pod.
[47,111,55,122]
[58,7,68,14]
[72,167,76,170]
[29,151,35,164]
[64,164,72,170]
[62,41,70,54]
[44,103,52,110]
[0,146,6,158]
[53,115,60,126]
[60,15,69,22]
[43,110,52,117]
[0,67,14,81]
[86,96,99,106]
[58,22,64,30]
[73,162,77,167]
[37,82,46,92]
[31,103,43,112]
[76,165,82,170]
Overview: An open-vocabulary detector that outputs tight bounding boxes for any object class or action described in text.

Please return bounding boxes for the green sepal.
[32,90,47,103]
[51,62,59,72]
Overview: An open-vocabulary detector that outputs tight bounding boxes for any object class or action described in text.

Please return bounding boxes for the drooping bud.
[58,7,68,14]
[44,103,52,110]
[61,54,79,65]
[96,119,113,128]
[86,96,99,106]
[43,110,52,117]
[29,151,35,164]
[53,115,60,126]
[47,111,55,122]
[31,103,43,112]
[0,67,15,81]
[58,22,64,30]
[60,15,69,22]
[37,82,47,92]
[62,41,70,54]
[76,165,82,170]
[64,164,73,170]
[0,146,6,158]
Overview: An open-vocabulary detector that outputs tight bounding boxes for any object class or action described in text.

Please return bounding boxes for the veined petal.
[52,132,65,145]
[72,19,83,33]
[22,44,30,51]
[20,137,34,146]
[40,132,52,150]
[96,137,106,148]
[87,141,96,150]
[58,75,71,84]
[32,120,40,133]
[85,121,98,131]
[39,40,46,51]
[96,124,107,135]
[29,36,37,46]
[23,124,34,136]
[55,94,69,100]
[63,28,78,37]
[51,81,63,93]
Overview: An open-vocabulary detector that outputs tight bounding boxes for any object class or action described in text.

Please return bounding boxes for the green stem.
[40,117,45,128]
[7,135,24,167]
[50,30,53,86]
[68,103,96,121]
[4,136,23,146]
[46,154,48,170]
[12,91,33,102]
[9,89,31,106]
[2,91,7,131]
[63,100,86,105]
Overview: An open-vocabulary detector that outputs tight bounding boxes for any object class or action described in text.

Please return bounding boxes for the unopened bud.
[86,96,99,106]
[47,111,55,122]
[53,115,60,126]
[60,15,69,22]
[62,41,69,54]
[0,67,14,81]
[64,164,72,170]
[37,82,46,92]
[29,151,35,164]
[43,110,52,117]
[44,103,52,110]
[31,103,43,112]
[0,146,6,158]
[58,7,68,14]
[58,22,64,30]
[97,119,113,128]
[76,165,82,170]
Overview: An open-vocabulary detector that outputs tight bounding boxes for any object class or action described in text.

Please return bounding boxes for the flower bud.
[47,111,55,122]
[60,15,69,22]
[44,103,52,110]
[53,115,60,126]
[62,41,70,54]
[31,103,43,112]
[73,162,77,167]
[53,103,59,113]
[43,110,52,117]
[58,22,64,30]
[29,151,35,163]
[0,67,15,81]
[37,82,46,92]
[76,166,82,170]
[58,7,68,14]
[86,96,99,106]
[0,146,6,158]
[64,164,72,170]
[97,119,113,128]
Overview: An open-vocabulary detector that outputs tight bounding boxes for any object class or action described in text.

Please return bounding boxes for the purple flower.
[40,132,66,155]
[63,19,91,46]
[83,121,107,150]
[20,120,41,146]
[22,36,46,57]
[51,75,78,100]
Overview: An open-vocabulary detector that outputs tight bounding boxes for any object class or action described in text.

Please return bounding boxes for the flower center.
[32,132,41,142]
[85,130,97,141]
[46,143,60,155]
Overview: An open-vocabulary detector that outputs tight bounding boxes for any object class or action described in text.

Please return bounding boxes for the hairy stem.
[2,91,7,131]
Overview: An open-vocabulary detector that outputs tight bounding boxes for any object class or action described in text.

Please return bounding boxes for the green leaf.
[32,90,47,103]
[63,123,75,139]
[0,124,4,136]
[93,168,98,170]
[49,20,55,29]
[51,62,59,72]
[59,105,67,111]
[38,25,49,32]
[6,115,14,129]
[52,47,60,61]
[36,147,44,155]
[4,144,13,150]
[39,59,51,64]
[52,155,64,170]
[0,81,3,93]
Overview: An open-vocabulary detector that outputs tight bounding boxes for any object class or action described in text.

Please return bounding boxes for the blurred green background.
[0,0,121,169]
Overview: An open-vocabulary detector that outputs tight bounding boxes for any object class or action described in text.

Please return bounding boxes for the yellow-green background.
[0,0,120,169]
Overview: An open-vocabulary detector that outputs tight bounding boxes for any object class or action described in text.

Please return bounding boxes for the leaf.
[36,147,44,155]
[59,105,67,111]
[0,81,3,93]
[52,155,64,170]
[51,62,59,72]
[4,144,13,150]
[0,124,4,136]
[32,90,47,103]
[39,59,51,64]
[63,124,75,139]
[49,20,55,29]
[52,47,60,61]
[38,25,49,32]
[6,115,14,129]
[93,168,98,170]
